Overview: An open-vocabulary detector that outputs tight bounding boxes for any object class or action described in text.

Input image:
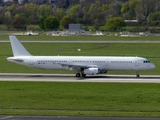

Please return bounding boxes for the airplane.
[7,36,155,78]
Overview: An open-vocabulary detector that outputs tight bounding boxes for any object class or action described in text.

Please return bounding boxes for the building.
[3,0,13,5]
[69,24,82,31]
[28,0,44,4]
[3,0,13,3]
[49,0,57,3]
[18,0,24,4]
[42,0,47,4]
[13,0,18,3]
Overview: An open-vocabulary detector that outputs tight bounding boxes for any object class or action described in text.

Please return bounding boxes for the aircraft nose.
[150,63,155,69]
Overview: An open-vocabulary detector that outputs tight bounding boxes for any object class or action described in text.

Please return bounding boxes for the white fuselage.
[7,36,156,77]
[7,56,155,72]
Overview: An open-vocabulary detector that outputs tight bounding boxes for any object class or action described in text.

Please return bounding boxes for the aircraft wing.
[53,62,98,70]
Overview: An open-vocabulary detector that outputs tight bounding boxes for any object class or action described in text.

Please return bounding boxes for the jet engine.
[84,68,99,75]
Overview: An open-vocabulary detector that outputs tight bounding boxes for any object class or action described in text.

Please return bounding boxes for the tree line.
[0,0,160,31]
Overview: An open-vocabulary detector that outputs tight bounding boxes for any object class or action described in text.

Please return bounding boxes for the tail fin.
[9,36,32,57]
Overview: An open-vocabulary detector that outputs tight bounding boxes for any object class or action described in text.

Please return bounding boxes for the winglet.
[9,36,32,56]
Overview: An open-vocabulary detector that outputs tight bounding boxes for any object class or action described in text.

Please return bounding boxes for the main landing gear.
[76,73,81,77]
[76,69,87,78]
[82,73,86,77]
[76,68,86,78]
[75,73,86,77]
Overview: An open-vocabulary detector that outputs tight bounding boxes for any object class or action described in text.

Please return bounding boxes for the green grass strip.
[0,82,160,117]
[1,35,160,40]
[1,42,159,75]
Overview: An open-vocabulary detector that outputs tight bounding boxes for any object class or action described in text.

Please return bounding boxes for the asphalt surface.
[0,116,160,120]
[0,73,160,83]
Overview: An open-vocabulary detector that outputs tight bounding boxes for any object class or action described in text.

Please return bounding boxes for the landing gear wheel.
[136,74,140,78]
[82,74,86,77]
[76,73,81,77]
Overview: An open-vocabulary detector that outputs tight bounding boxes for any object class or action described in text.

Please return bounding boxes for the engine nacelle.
[84,68,99,75]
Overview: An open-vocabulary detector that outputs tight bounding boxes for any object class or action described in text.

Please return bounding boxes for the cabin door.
[135,58,139,66]
[29,57,33,66]
[68,59,72,65]
[67,59,73,70]
[105,59,109,66]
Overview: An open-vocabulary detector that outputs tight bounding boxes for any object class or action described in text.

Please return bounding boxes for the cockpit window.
[143,61,150,63]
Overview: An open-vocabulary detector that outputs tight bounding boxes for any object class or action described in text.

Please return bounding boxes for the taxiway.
[1,115,160,120]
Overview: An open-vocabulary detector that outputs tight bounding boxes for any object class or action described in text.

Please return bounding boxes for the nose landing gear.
[136,71,140,78]
[136,74,140,78]
[75,72,86,77]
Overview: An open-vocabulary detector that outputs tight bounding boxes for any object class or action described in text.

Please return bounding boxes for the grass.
[1,42,159,75]
[0,82,160,117]
[1,38,160,117]
[85,25,160,31]
[1,34,160,40]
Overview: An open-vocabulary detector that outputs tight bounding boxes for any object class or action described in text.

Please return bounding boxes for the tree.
[60,15,74,29]
[129,0,140,18]
[108,0,122,17]
[129,0,141,9]
[68,4,80,16]
[135,4,146,22]
[89,2,101,13]
[44,16,60,30]
[64,0,69,8]
[39,16,46,30]
[24,3,38,24]
[37,4,53,17]
[77,18,83,24]
[3,16,12,28]
[68,4,81,24]
[0,6,8,25]
[105,17,126,31]
[93,19,100,30]
[148,12,160,21]
[140,0,158,18]
[8,4,16,13]
[11,14,27,30]
[85,4,91,13]
[121,3,127,13]
[25,3,38,14]
[86,1,106,25]
[102,4,110,11]
[0,15,3,24]
[83,12,92,25]
[55,8,66,21]
[8,4,20,18]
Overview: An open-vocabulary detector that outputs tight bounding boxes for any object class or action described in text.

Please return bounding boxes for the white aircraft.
[7,36,155,78]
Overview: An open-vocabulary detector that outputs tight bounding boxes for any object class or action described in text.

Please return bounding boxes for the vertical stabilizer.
[9,36,32,56]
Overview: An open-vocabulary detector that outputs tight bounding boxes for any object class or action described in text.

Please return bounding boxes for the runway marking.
[0,116,13,119]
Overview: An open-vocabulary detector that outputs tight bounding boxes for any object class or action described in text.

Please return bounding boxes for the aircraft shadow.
[26,75,160,80]
[77,75,160,80]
